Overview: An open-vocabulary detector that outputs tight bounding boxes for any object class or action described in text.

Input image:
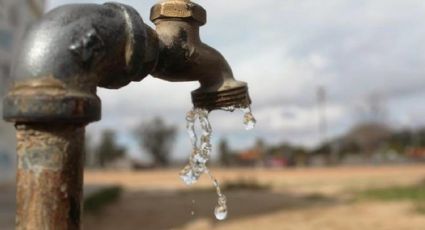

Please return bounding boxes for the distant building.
[236,141,266,167]
[406,148,425,161]
[0,0,45,182]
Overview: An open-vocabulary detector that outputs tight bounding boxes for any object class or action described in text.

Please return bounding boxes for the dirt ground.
[83,165,425,230]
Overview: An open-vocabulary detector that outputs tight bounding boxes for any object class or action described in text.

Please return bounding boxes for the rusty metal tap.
[2,1,252,229]
[150,0,251,110]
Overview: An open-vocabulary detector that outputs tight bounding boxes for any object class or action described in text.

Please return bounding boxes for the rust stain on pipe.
[16,124,85,230]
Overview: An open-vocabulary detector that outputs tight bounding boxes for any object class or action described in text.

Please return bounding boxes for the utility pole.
[317,86,327,144]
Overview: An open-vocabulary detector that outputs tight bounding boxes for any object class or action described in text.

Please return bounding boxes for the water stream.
[180,107,256,220]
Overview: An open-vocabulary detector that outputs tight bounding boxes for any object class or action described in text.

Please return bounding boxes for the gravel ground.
[2,166,424,229]
[83,165,425,230]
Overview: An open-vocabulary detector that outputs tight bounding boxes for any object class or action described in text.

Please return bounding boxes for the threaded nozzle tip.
[191,86,251,111]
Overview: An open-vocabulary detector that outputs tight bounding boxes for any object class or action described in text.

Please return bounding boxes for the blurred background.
[1,0,425,229]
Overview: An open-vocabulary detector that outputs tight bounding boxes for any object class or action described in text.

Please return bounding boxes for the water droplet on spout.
[243,112,256,130]
[242,107,256,130]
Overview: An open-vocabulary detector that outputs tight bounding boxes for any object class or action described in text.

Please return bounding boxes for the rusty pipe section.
[3,3,158,124]
[3,3,157,229]
[150,0,251,110]
[16,124,84,229]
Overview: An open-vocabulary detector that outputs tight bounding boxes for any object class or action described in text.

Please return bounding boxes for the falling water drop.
[214,205,228,220]
[214,193,228,220]
[180,108,212,186]
[180,165,198,185]
[186,110,198,148]
[181,106,255,220]
[191,200,196,216]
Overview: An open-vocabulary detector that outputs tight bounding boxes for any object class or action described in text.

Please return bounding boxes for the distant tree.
[387,128,425,153]
[345,122,392,157]
[219,138,231,166]
[95,130,126,168]
[85,134,93,167]
[255,139,266,153]
[356,92,388,125]
[417,128,425,147]
[134,117,177,167]
[254,138,266,165]
[85,134,99,168]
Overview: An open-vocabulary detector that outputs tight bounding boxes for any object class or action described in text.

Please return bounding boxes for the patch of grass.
[178,178,270,195]
[359,184,425,202]
[84,186,122,213]
[358,182,425,215]
[223,178,271,191]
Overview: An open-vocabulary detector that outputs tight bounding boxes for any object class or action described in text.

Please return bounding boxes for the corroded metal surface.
[3,3,158,124]
[150,1,251,110]
[150,0,207,25]
[192,85,252,111]
[15,124,85,230]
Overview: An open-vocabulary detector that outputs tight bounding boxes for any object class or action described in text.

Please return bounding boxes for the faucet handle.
[150,0,206,25]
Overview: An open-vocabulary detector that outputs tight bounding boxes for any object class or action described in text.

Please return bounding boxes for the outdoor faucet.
[2,0,251,229]
[150,0,251,110]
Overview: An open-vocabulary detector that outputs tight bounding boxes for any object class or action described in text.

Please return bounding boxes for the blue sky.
[44,0,425,161]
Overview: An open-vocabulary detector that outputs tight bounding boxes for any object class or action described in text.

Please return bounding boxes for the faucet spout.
[150,0,251,111]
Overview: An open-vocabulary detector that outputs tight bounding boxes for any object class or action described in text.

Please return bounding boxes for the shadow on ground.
[84,188,339,230]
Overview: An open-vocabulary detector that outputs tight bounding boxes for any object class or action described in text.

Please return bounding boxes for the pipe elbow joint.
[3,3,158,124]
[150,1,251,111]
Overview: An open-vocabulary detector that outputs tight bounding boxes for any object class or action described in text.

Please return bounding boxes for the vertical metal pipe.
[15,124,85,230]
[3,3,157,229]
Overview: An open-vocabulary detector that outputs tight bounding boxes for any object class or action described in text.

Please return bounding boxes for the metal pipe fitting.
[150,0,251,110]
[3,3,158,124]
